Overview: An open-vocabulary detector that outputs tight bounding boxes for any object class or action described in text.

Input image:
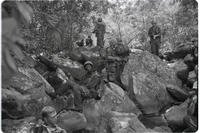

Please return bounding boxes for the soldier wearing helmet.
[93,17,106,48]
[78,61,102,100]
[84,61,94,73]
[105,38,130,91]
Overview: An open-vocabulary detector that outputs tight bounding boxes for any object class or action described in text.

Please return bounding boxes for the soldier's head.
[88,35,91,39]
[116,38,123,45]
[107,72,117,82]
[98,17,102,22]
[151,20,156,26]
[191,37,198,46]
[109,39,116,48]
[41,106,57,126]
[84,61,93,72]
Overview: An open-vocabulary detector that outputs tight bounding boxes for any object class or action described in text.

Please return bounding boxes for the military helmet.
[116,38,122,42]
[84,61,93,68]
[41,106,57,118]
[191,37,198,42]
[116,38,123,45]
[98,17,102,22]
[151,20,156,25]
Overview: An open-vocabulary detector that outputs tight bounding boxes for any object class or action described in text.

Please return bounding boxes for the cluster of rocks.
[2,45,198,133]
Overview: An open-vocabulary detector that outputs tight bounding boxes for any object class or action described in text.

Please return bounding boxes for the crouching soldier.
[85,36,93,47]
[30,106,66,133]
[105,38,130,91]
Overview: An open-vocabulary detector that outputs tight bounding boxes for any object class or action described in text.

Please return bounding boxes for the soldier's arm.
[103,23,106,34]
[93,24,97,33]
[154,27,161,38]
[86,72,101,89]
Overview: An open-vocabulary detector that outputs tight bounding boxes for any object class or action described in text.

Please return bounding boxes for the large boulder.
[153,126,172,133]
[83,82,141,131]
[138,114,168,129]
[96,82,141,114]
[121,51,182,114]
[166,85,189,102]
[68,48,85,63]
[168,60,188,74]
[57,111,87,132]
[2,88,31,119]
[80,49,100,62]
[188,71,197,85]
[108,111,156,133]
[164,99,190,131]
[168,60,189,86]
[52,54,86,81]
[2,117,35,133]
[70,47,106,72]
[2,68,54,119]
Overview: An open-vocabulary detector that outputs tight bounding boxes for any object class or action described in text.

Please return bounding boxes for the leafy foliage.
[21,0,111,54]
[2,1,33,86]
[2,0,198,84]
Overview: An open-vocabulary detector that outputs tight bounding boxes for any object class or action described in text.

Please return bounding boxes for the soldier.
[105,39,130,91]
[76,39,84,47]
[148,21,161,56]
[56,61,102,103]
[191,37,198,65]
[85,35,93,47]
[93,17,106,48]
[79,61,103,100]
[30,106,66,133]
[106,40,116,56]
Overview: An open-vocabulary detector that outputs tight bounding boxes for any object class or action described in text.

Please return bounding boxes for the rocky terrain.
[2,43,198,133]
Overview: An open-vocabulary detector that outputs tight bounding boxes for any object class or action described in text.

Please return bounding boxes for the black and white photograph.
[1,0,198,132]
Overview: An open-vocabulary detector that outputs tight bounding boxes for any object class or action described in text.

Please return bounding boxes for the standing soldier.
[148,21,161,56]
[93,17,106,48]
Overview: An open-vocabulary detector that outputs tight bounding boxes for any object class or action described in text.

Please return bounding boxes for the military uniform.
[105,41,130,90]
[79,61,103,100]
[93,19,106,48]
[148,25,161,56]
[85,37,93,47]
[30,106,66,133]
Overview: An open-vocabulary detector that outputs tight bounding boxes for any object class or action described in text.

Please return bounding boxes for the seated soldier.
[76,39,84,47]
[30,106,66,133]
[49,61,104,111]
[79,61,103,100]
[85,36,93,47]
